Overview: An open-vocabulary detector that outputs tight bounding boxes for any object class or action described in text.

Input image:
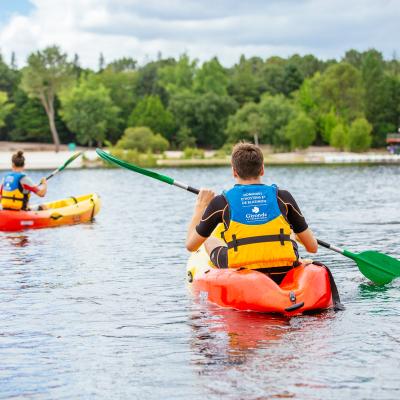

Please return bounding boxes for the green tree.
[228,55,265,105]
[60,76,120,146]
[330,123,347,150]
[343,49,363,69]
[176,126,196,149]
[169,92,237,148]
[0,91,14,127]
[288,54,323,79]
[128,95,175,140]
[135,59,174,104]
[192,93,237,147]
[0,53,19,94]
[226,94,297,148]
[262,62,285,95]
[10,52,17,70]
[0,53,20,138]
[384,74,400,133]
[10,89,51,142]
[361,50,397,146]
[295,76,319,115]
[98,53,105,71]
[168,91,196,140]
[258,94,297,147]
[107,57,137,72]
[9,89,72,143]
[93,68,138,142]
[346,117,372,152]
[116,126,169,153]
[315,62,364,122]
[225,102,266,144]
[158,54,196,96]
[193,57,228,96]
[150,133,170,153]
[284,112,316,150]
[319,110,341,144]
[20,46,75,151]
[282,63,304,96]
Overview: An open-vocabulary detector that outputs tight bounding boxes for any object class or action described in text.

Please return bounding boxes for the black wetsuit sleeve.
[195,195,227,238]
[277,189,308,234]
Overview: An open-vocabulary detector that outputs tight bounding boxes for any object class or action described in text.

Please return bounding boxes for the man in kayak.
[0,151,48,211]
[186,142,318,283]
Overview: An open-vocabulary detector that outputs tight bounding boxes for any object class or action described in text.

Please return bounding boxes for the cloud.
[0,0,399,69]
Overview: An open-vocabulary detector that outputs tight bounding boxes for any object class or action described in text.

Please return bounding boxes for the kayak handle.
[285,302,305,312]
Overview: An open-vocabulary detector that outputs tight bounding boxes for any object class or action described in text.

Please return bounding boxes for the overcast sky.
[0,0,399,69]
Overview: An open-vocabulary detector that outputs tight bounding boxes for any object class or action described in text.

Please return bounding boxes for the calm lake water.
[0,166,399,400]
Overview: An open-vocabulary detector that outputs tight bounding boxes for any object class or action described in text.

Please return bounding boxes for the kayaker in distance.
[0,151,48,211]
[186,142,318,284]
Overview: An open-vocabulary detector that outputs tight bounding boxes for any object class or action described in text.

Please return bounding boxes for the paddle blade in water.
[347,250,400,285]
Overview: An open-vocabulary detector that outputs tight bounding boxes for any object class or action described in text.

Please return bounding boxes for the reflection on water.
[189,302,339,399]
[4,234,30,248]
[0,166,399,399]
[190,306,291,355]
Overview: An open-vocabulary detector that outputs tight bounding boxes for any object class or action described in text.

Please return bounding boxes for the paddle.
[317,239,400,285]
[96,148,199,193]
[46,152,83,180]
[96,148,400,286]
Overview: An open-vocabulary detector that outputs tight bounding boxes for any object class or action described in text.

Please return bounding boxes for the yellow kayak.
[0,193,101,231]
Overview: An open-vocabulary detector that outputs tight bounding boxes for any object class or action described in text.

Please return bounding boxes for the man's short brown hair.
[231,142,264,179]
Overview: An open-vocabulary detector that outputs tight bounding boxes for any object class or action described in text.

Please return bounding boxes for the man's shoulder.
[276,188,295,203]
[277,188,291,195]
[212,194,227,206]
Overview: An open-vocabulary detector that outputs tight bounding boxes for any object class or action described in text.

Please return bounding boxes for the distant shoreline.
[0,142,399,170]
[1,151,399,170]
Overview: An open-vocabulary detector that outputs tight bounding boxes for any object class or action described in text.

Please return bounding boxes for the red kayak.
[187,246,334,316]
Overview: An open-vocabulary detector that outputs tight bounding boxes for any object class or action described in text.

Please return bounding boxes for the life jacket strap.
[279,228,285,245]
[1,194,29,210]
[1,195,24,202]
[220,230,226,241]
[227,233,292,251]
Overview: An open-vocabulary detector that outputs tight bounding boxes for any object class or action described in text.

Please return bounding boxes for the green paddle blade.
[96,148,174,185]
[60,151,83,171]
[46,151,83,180]
[344,249,400,285]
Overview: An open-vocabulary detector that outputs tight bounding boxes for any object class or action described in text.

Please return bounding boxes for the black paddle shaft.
[187,186,199,195]
[317,239,331,249]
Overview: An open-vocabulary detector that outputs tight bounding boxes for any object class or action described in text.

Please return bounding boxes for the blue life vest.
[1,172,30,210]
[221,184,298,269]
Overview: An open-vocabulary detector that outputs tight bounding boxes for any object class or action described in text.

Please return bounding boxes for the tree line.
[0,46,399,152]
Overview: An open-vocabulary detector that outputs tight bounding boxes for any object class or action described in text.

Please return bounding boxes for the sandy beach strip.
[0,150,100,170]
